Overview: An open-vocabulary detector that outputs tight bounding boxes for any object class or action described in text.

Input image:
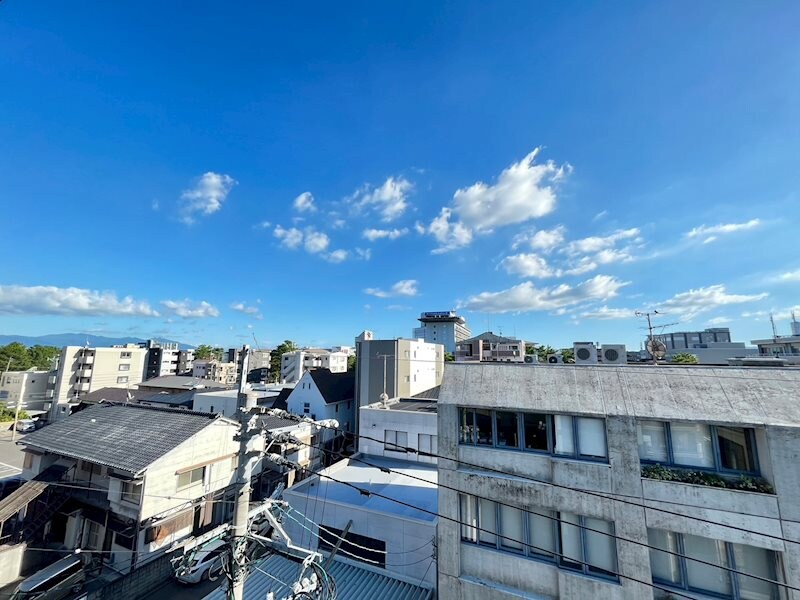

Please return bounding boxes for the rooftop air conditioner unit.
[573,342,598,365]
[547,354,563,364]
[601,344,627,365]
[524,355,535,364]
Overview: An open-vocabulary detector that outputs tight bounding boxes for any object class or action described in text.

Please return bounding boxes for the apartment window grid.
[459,407,608,462]
[384,429,408,453]
[648,529,779,599]
[638,421,760,475]
[459,494,618,582]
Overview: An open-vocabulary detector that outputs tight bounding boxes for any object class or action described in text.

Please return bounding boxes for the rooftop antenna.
[770,312,778,339]
[635,310,675,364]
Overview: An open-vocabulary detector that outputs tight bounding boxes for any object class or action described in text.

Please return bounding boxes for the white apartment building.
[286,369,355,446]
[354,331,444,409]
[455,331,527,364]
[0,368,49,413]
[280,349,347,383]
[438,362,800,600]
[358,392,439,464]
[193,360,238,384]
[48,345,148,420]
[413,311,471,354]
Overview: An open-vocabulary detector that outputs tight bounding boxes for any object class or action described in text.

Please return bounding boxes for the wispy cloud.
[778,269,800,282]
[348,177,413,222]
[160,299,220,318]
[230,302,260,315]
[362,227,409,242]
[685,218,761,244]
[293,191,317,213]
[179,172,236,225]
[657,284,767,320]
[0,285,159,317]
[364,279,419,298]
[273,225,304,249]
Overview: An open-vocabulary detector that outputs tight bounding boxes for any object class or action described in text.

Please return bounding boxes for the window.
[118,363,130,372]
[85,520,103,550]
[177,466,205,490]
[120,351,132,359]
[461,407,608,462]
[648,529,779,599]
[318,525,386,567]
[117,376,129,384]
[384,430,408,453]
[459,493,618,582]
[637,422,759,474]
[303,402,310,415]
[121,480,142,505]
[418,433,437,455]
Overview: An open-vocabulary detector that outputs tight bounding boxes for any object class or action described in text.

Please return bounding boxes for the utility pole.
[229,345,255,600]
[1,359,18,442]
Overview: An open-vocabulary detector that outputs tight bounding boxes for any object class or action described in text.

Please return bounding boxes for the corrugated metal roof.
[441,362,800,426]
[202,554,433,600]
[0,480,48,522]
[19,403,233,475]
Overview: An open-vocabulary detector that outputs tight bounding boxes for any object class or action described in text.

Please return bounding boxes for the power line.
[266,410,800,547]
[277,434,797,593]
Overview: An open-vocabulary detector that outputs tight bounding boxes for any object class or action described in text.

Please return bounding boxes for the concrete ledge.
[642,478,779,517]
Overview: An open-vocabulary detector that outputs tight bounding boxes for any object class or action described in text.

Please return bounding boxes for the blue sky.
[1,2,799,349]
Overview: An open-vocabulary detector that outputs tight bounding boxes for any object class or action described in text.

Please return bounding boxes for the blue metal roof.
[203,554,433,600]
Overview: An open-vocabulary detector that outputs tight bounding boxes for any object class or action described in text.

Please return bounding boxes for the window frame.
[176,466,206,490]
[637,421,760,476]
[459,407,608,463]
[649,529,780,600]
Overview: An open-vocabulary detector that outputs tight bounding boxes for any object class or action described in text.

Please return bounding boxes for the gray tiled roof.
[19,404,228,475]
[136,375,231,391]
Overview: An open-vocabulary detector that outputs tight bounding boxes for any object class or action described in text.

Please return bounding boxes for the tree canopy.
[195,344,223,361]
[671,352,699,365]
[269,340,298,381]
[0,342,60,371]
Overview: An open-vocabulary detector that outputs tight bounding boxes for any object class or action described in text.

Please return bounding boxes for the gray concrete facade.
[437,362,800,599]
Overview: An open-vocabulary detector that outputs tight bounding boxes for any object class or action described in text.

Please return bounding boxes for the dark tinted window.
[717,427,755,472]
[475,409,493,446]
[495,412,519,448]
[523,414,549,451]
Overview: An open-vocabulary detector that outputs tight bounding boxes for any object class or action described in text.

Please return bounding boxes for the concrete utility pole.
[229,345,255,600]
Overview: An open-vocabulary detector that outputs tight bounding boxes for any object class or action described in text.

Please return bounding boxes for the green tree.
[195,345,223,361]
[560,348,575,363]
[347,355,357,371]
[444,352,455,362]
[0,342,33,371]
[671,352,699,365]
[27,345,60,370]
[534,345,556,363]
[270,340,298,382]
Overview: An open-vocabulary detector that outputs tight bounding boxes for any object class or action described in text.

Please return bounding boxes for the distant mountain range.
[0,333,193,349]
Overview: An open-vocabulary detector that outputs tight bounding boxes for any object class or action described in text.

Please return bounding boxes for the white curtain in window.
[459,494,477,542]
[647,529,682,584]
[585,518,616,574]
[670,423,714,468]
[638,421,669,462]
[684,534,732,595]
[559,512,583,566]
[478,498,497,545]
[732,543,778,600]
[577,418,607,458]
[499,504,524,551]
[554,415,575,455]
[528,509,556,557]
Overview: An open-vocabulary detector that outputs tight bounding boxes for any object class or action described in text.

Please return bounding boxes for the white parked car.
[175,539,227,584]
[15,419,36,433]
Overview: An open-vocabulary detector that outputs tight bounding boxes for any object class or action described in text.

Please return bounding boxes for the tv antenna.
[635,310,676,363]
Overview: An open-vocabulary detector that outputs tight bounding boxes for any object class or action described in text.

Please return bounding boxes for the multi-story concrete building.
[0,368,49,413]
[353,331,444,409]
[192,360,238,385]
[177,349,195,375]
[141,340,181,380]
[437,362,800,600]
[413,311,471,354]
[655,328,732,350]
[455,331,527,363]
[280,349,348,383]
[751,316,800,364]
[47,345,148,421]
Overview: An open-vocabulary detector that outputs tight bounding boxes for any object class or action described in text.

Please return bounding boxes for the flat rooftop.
[285,455,437,522]
[388,399,438,413]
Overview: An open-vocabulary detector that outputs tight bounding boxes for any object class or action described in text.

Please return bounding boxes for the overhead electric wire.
[277,434,798,594]
[268,410,800,547]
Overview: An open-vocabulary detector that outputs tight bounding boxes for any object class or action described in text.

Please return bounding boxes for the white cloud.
[529,226,567,253]
[562,228,640,256]
[428,208,473,254]
[230,302,259,315]
[362,227,409,242]
[349,176,413,222]
[657,284,768,320]
[354,248,372,261]
[324,249,349,263]
[452,148,570,232]
[500,253,559,278]
[332,219,347,229]
[593,210,608,221]
[161,299,220,318]
[413,221,426,235]
[273,225,304,250]
[460,275,628,314]
[179,172,236,225]
[580,306,636,320]
[304,229,330,254]
[255,220,271,229]
[293,191,317,213]
[706,316,732,326]
[364,279,419,298]
[0,285,159,317]
[685,219,761,244]
[779,269,800,282]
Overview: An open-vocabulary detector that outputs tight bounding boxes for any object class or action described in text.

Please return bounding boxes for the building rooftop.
[411,385,440,400]
[137,390,196,407]
[19,403,233,475]
[441,362,800,427]
[286,455,437,522]
[136,375,231,391]
[80,387,145,404]
[385,399,438,414]
[203,553,433,600]
[308,369,355,405]
[461,331,521,344]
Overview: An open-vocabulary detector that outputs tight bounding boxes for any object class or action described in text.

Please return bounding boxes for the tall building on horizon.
[412,311,471,354]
